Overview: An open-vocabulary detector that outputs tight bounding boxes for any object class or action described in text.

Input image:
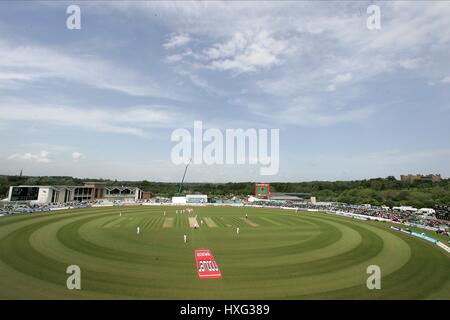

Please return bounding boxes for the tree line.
[0,175,449,208]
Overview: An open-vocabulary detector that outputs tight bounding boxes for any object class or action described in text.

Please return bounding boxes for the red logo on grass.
[195,249,222,279]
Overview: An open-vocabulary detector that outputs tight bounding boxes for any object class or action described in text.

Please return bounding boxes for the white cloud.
[275,104,376,127]
[231,97,377,127]
[164,49,193,64]
[106,1,450,126]
[334,73,353,83]
[398,58,421,70]
[0,101,184,138]
[441,76,450,83]
[72,152,85,162]
[163,33,191,49]
[326,73,353,91]
[8,151,52,163]
[22,143,73,152]
[165,54,184,63]
[175,69,226,96]
[203,31,289,73]
[326,84,336,92]
[0,39,175,98]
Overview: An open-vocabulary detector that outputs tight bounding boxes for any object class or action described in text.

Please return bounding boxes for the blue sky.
[0,1,449,182]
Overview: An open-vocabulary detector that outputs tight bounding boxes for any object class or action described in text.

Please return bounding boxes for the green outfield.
[0,206,448,299]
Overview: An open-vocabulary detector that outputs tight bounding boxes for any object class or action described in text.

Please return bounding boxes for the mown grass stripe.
[0,206,447,299]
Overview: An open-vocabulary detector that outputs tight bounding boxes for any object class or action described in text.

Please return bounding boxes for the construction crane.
[177,158,191,194]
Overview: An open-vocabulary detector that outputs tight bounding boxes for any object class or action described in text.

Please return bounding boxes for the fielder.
[137,226,140,235]
[184,234,187,243]
[237,227,240,235]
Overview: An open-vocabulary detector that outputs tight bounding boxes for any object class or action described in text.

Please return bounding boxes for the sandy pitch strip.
[203,217,217,227]
[163,217,174,228]
[188,217,199,228]
[241,218,259,227]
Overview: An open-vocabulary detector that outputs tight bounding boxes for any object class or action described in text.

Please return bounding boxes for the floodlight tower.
[178,158,191,194]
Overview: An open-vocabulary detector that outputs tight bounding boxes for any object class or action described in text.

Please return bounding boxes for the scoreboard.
[10,187,39,201]
[255,183,270,199]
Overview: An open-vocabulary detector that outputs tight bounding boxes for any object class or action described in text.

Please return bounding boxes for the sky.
[0,1,449,182]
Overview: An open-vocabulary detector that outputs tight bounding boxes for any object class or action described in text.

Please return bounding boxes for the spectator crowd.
[1,198,449,237]
[247,200,450,235]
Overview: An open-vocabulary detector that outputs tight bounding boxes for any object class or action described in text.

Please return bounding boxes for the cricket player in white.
[137,226,140,235]
[237,227,240,235]
[184,234,187,243]
[120,212,122,217]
